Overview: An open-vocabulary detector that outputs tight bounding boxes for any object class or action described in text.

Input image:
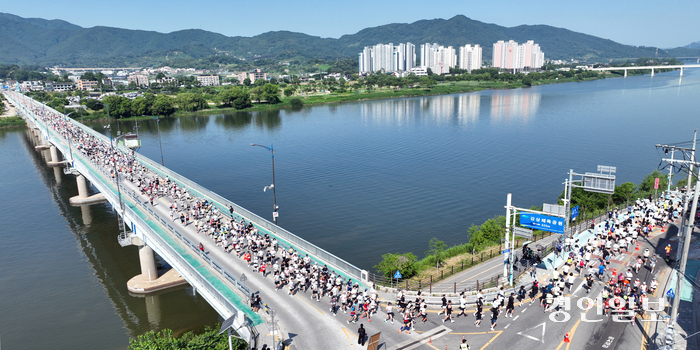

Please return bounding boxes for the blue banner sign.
[519,213,565,234]
[393,270,402,279]
[571,205,579,220]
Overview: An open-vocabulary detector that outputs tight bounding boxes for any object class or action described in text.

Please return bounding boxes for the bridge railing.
[8,92,258,342]
[24,96,368,285]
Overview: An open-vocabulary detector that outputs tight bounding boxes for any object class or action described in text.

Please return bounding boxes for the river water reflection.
[1,70,698,349]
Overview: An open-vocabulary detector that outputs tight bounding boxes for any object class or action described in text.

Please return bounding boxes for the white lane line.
[513,315,519,321]
[521,308,528,313]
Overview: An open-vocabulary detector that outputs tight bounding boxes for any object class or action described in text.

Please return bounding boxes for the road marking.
[571,281,585,296]
[478,331,503,350]
[565,317,582,350]
[516,322,545,343]
[341,327,354,346]
[521,307,528,313]
[296,294,324,315]
[450,263,503,287]
[512,315,519,321]
[504,324,510,329]
[426,343,440,350]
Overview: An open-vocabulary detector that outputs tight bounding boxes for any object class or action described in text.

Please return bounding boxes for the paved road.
[361,221,675,350]
[430,233,561,293]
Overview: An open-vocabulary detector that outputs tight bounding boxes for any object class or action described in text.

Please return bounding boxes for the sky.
[1,0,698,48]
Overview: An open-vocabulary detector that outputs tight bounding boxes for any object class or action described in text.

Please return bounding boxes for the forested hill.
[0,12,698,67]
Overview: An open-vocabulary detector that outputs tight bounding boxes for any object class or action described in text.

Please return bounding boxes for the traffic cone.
[428,336,432,344]
[635,243,640,251]
[564,332,571,343]
[662,226,666,233]
[612,268,617,276]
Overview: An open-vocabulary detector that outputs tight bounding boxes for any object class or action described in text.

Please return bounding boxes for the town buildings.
[358,43,416,74]
[127,74,150,87]
[196,75,220,86]
[237,69,267,84]
[458,44,482,72]
[492,40,544,72]
[77,79,98,91]
[420,43,457,75]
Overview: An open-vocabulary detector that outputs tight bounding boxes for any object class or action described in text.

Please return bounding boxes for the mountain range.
[0,12,698,68]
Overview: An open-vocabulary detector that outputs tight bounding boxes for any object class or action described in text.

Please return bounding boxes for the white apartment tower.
[492,40,544,71]
[459,44,482,72]
[421,43,457,74]
[393,43,416,72]
[358,43,416,73]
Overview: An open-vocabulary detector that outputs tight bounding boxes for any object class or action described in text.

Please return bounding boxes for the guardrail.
[7,93,259,342]
[13,92,367,286]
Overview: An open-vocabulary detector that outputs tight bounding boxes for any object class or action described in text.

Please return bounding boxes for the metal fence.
[9,93,260,342]
[13,92,367,286]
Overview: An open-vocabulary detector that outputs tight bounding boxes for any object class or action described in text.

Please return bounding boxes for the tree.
[374,252,418,278]
[426,238,447,269]
[613,182,636,203]
[261,83,280,104]
[102,95,132,119]
[155,72,166,80]
[85,99,103,111]
[243,78,251,86]
[128,325,246,350]
[522,76,533,86]
[283,87,294,97]
[152,94,175,115]
[289,97,303,108]
[176,93,207,112]
[639,170,668,196]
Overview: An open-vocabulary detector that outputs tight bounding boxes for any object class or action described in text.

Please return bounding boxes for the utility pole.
[504,193,511,283]
[661,131,698,346]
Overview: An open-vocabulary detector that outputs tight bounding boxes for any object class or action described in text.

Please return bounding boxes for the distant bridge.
[588,64,700,77]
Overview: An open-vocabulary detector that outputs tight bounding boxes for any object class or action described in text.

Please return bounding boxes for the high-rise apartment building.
[358,43,416,73]
[420,43,457,74]
[492,40,544,71]
[458,44,482,72]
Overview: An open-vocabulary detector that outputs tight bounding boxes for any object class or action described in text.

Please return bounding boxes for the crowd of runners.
[16,94,690,346]
[376,195,681,334]
[20,95,377,317]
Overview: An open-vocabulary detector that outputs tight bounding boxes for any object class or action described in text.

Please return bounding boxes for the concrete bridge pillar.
[47,145,63,167]
[651,68,655,77]
[69,174,106,205]
[624,69,627,78]
[139,245,158,282]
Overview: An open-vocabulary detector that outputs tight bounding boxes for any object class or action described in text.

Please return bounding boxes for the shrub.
[289,97,304,108]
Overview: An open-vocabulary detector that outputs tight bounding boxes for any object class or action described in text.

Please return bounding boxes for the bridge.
[4,91,372,349]
[588,64,700,77]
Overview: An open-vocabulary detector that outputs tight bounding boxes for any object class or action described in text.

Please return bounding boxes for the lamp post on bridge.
[250,143,278,225]
[150,116,164,166]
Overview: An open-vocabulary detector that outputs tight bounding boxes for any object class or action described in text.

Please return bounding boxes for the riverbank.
[80,74,607,124]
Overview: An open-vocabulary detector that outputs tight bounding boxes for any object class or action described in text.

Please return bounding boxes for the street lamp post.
[150,116,164,165]
[250,143,278,225]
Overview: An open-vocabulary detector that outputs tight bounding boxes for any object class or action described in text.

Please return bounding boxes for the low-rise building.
[128,74,150,87]
[237,69,267,84]
[45,81,74,92]
[196,75,220,86]
[77,79,99,91]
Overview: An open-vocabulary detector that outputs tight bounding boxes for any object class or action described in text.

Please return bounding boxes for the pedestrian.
[384,302,394,324]
[505,293,515,317]
[518,286,526,306]
[460,338,471,350]
[358,324,366,346]
[438,294,447,315]
[490,307,499,331]
[474,303,483,327]
[442,300,454,323]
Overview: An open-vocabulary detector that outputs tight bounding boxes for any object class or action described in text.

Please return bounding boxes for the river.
[1,69,698,349]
